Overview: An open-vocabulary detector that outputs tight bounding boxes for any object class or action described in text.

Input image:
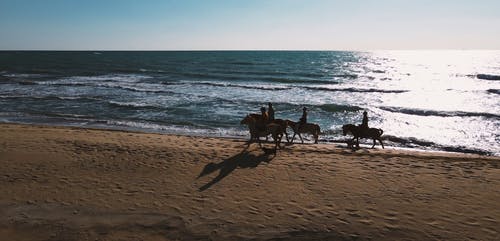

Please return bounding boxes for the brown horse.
[240,115,286,151]
[243,114,289,142]
[342,124,384,149]
[285,120,320,144]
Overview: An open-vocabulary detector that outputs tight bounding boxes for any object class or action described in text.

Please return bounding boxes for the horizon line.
[1,49,499,52]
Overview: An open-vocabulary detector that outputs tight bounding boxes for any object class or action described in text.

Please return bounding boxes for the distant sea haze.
[0,51,499,155]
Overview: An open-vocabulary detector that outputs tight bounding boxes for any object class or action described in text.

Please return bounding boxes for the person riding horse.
[359,111,368,130]
[257,107,269,131]
[268,103,275,122]
[342,110,384,149]
[298,107,307,131]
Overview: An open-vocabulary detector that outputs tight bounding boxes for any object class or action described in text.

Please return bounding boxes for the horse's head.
[240,114,255,125]
[342,124,354,136]
[240,115,250,125]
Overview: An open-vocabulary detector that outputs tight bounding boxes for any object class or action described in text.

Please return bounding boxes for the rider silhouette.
[257,107,269,131]
[268,103,275,121]
[298,107,307,130]
[359,111,369,130]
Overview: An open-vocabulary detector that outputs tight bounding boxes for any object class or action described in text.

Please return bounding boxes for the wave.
[139,68,166,73]
[243,101,363,114]
[180,72,338,84]
[37,78,177,94]
[383,135,493,156]
[259,77,336,84]
[183,81,405,94]
[57,74,153,83]
[332,74,358,79]
[111,84,175,94]
[40,112,95,119]
[487,89,500,95]
[303,86,408,93]
[102,119,248,137]
[210,69,287,77]
[0,111,95,122]
[380,106,500,119]
[208,69,326,79]
[0,95,100,102]
[192,82,292,91]
[229,61,259,66]
[107,101,163,110]
[476,74,500,80]
[17,80,38,85]
[2,73,46,78]
[318,103,363,112]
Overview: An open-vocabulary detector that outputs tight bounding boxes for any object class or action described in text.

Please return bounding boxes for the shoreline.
[1,121,495,157]
[1,123,499,240]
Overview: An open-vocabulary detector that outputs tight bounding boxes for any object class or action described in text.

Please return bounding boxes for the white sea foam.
[56,74,152,83]
[3,73,46,78]
[104,120,248,137]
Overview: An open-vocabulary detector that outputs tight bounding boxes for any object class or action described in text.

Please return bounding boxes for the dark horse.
[240,114,286,152]
[342,124,384,149]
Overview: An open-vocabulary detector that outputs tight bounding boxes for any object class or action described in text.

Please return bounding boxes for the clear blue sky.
[1,0,499,50]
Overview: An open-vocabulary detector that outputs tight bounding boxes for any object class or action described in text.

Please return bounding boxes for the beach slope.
[0,124,499,240]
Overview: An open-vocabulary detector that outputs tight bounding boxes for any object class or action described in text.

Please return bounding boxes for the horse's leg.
[257,133,263,147]
[247,131,255,145]
[348,137,355,148]
[290,132,296,144]
[275,133,282,150]
[280,134,284,148]
[298,133,304,144]
[378,138,384,149]
[372,138,376,148]
[356,137,360,148]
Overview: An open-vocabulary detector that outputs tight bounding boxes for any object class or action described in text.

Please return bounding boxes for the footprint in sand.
[337,218,350,225]
[359,218,373,225]
[481,227,498,235]
[287,211,304,219]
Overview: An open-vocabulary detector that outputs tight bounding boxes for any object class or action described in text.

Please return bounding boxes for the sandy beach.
[0,123,499,240]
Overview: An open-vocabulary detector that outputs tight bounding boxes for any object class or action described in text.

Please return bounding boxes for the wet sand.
[0,123,499,240]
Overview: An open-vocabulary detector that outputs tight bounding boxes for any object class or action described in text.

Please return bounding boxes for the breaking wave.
[107,101,163,110]
[476,74,500,80]
[383,135,494,156]
[191,82,292,91]
[303,86,408,93]
[487,89,500,95]
[380,106,500,119]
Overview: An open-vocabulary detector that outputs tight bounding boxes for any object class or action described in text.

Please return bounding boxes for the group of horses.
[240,114,320,151]
[240,112,385,152]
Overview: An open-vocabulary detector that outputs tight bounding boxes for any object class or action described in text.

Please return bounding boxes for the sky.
[0,0,499,50]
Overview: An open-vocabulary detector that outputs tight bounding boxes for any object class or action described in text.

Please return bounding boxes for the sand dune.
[0,123,499,240]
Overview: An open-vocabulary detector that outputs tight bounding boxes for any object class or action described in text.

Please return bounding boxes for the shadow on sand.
[197,146,275,191]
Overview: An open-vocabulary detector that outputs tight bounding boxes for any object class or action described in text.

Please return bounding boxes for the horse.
[240,114,286,151]
[285,120,321,144]
[342,124,384,149]
[242,114,289,142]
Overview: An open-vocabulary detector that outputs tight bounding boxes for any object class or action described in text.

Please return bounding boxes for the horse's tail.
[378,129,384,136]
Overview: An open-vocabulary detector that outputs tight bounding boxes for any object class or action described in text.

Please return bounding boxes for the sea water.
[0,51,499,155]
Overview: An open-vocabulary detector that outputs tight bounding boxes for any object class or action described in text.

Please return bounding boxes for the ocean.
[0,51,499,155]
